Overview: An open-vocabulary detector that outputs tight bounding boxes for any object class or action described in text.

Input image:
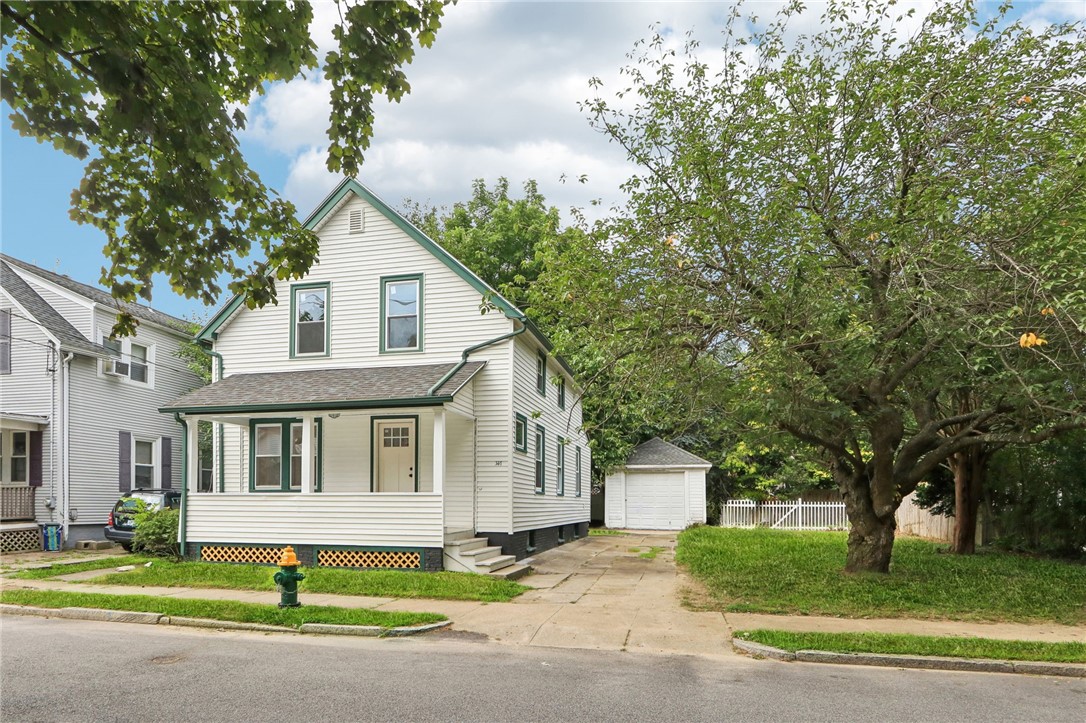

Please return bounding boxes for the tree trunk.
[949,446,989,554]
[837,463,897,573]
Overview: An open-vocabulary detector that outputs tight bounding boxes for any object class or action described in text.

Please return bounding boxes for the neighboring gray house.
[0,254,204,550]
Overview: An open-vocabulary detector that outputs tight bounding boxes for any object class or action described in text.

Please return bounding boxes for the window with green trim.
[292,283,329,356]
[250,419,323,492]
[514,413,528,453]
[382,276,422,352]
[534,424,545,493]
[557,375,566,409]
[575,446,582,497]
[536,352,547,396]
[556,440,565,496]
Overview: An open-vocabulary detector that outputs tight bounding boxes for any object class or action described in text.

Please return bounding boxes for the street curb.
[299,620,452,637]
[1,604,452,638]
[731,639,1086,678]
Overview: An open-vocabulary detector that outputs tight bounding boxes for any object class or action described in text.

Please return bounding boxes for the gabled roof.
[0,259,110,357]
[161,361,486,414]
[0,254,191,333]
[626,437,712,468]
[194,178,577,379]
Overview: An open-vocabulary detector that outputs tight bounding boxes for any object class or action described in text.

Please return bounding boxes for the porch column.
[300,413,314,494]
[186,415,200,494]
[432,409,445,494]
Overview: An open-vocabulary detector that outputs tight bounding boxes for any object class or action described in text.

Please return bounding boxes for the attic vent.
[349,209,364,234]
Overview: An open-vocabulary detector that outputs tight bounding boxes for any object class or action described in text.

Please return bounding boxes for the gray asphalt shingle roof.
[1,260,110,357]
[162,362,486,413]
[626,437,712,467]
[0,254,191,332]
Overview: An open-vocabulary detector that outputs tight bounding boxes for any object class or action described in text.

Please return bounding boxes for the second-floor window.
[382,275,422,352]
[101,333,154,387]
[292,283,329,357]
[130,343,148,383]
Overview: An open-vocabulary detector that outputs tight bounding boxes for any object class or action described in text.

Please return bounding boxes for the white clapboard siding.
[186,493,443,548]
[507,334,591,532]
[22,278,94,340]
[444,412,474,530]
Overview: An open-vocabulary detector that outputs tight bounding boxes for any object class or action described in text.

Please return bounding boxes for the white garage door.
[625,471,686,530]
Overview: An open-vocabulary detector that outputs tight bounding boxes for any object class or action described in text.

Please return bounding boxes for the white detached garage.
[604,437,711,530]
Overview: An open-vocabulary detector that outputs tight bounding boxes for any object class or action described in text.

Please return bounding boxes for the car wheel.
[120,543,133,552]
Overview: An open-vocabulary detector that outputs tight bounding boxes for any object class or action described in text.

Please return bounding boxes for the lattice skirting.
[200,545,283,565]
[318,548,421,570]
[1,527,42,553]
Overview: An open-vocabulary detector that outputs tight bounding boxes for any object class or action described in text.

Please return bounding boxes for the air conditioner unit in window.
[105,358,130,377]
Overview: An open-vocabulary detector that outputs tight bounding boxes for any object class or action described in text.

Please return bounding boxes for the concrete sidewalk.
[2,533,1083,656]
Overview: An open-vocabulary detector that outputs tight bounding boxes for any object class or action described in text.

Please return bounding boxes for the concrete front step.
[444,537,487,553]
[461,545,501,562]
[443,528,476,542]
[489,563,532,580]
[476,554,516,572]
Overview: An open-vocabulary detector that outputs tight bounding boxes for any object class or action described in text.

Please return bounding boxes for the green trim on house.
[289,281,331,359]
[379,274,424,354]
[514,412,528,453]
[536,351,547,396]
[174,413,188,556]
[247,417,324,492]
[534,423,546,494]
[162,396,452,415]
[196,294,246,342]
[369,415,421,493]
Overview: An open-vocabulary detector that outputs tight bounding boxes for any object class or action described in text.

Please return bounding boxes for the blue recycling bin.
[42,524,62,552]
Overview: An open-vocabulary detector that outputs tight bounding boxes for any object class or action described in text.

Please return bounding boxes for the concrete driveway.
[419,531,734,656]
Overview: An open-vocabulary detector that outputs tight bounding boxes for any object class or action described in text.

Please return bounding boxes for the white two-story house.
[162,178,591,575]
[0,254,204,551]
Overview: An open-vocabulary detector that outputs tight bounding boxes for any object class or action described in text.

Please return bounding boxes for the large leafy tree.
[2,0,448,335]
[553,0,1086,572]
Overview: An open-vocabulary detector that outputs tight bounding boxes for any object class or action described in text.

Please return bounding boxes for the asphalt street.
[2,617,1083,722]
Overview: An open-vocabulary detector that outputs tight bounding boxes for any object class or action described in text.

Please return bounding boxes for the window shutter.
[118,431,132,493]
[160,437,172,489]
[29,431,43,487]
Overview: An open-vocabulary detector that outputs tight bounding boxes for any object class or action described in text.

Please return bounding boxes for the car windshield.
[117,494,162,512]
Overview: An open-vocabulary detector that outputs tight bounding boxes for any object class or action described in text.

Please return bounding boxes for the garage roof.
[626,437,711,468]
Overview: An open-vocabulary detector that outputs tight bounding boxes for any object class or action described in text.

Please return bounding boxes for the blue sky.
[1,1,1079,322]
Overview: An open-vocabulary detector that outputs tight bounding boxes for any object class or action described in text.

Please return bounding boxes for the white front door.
[375,420,415,492]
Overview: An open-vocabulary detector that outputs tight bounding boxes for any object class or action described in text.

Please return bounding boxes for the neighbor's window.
[575,446,582,497]
[556,441,565,496]
[514,413,528,453]
[534,425,545,493]
[10,431,27,483]
[253,424,282,489]
[557,376,566,409]
[536,352,547,396]
[293,284,328,356]
[129,343,149,383]
[133,439,155,488]
[383,277,421,351]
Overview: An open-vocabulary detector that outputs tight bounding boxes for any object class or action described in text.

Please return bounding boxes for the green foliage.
[132,506,180,560]
[175,318,212,383]
[0,589,444,629]
[735,630,1086,664]
[1,1,448,336]
[676,527,1086,624]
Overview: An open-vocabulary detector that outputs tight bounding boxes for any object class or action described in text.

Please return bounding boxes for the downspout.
[426,322,527,397]
[174,412,188,557]
[61,352,73,540]
[205,346,225,492]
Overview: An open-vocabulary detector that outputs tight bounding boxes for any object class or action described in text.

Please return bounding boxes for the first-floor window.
[514,413,528,453]
[251,419,322,491]
[133,439,155,488]
[575,446,582,497]
[534,425,545,493]
[556,441,565,496]
[198,421,214,493]
[9,431,27,483]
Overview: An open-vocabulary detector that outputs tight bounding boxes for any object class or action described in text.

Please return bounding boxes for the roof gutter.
[174,412,188,558]
[427,324,528,397]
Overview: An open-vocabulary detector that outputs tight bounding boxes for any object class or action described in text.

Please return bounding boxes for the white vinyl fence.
[720,499,849,531]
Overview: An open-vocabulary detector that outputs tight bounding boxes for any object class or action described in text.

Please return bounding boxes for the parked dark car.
[104,489,181,551]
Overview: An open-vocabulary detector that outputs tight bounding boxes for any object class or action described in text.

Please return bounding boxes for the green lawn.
[9,556,150,579]
[0,588,444,629]
[13,557,526,602]
[677,527,1086,624]
[735,629,1086,664]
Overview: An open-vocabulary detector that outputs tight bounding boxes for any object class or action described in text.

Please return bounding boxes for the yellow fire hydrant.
[273,546,305,608]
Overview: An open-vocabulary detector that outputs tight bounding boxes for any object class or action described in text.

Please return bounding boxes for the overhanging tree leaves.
[569,0,1086,572]
[1,0,448,335]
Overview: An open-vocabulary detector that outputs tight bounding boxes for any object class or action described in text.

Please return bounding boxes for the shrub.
[132,506,181,560]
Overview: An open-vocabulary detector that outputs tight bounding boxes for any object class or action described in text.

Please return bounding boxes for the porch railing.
[1,486,35,521]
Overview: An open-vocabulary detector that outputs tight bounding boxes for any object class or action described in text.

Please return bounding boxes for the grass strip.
[589,529,626,536]
[0,588,444,629]
[9,556,152,579]
[21,558,527,602]
[677,527,1086,624]
[735,629,1086,664]
[639,547,664,560]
